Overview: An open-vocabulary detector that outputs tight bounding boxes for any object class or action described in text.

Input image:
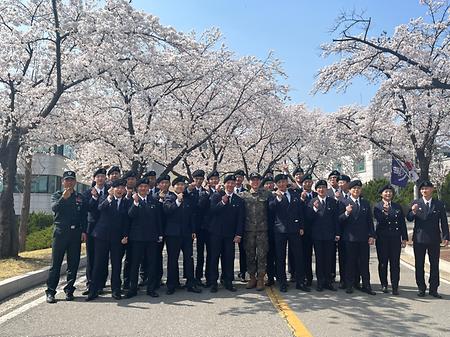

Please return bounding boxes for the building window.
[355,157,366,173]
[31,176,49,193]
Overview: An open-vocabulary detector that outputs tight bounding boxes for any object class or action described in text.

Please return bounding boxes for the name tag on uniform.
[70,225,76,229]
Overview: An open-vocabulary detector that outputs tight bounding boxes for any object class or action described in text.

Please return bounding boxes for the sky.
[133,0,427,112]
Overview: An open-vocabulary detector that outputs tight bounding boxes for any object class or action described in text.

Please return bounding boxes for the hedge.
[25,226,53,251]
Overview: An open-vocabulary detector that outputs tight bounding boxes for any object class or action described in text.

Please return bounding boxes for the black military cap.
[143,170,156,178]
[192,169,205,178]
[378,184,395,194]
[338,174,351,182]
[107,166,120,176]
[315,179,328,189]
[111,179,126,187]
[300,174,312,184]
[156,174,171,184]
[93,168,107,177]
[234,170,245,177]
[122,170,138,179]
[328,170,341,178]
[419,180,434,189]
[172,176,187,187]
[63,170,76,180]
[249,172,262,180]
[224,174,236,183]
[274,174,288,183]
[136,178,150,187]
[207,170,220,180]
[348,180,363,189]
[293,167,304,176]
[262,176,274,185]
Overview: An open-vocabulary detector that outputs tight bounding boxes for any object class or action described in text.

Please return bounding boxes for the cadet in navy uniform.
[407,180,449,298]
[195,170,220,287]
[234,169,248,282]
[326,170,341,198]
[126,178,163,298]
[163,176,202,295]
[262,176,277,286]
[374,184,408,295]
[339,180,376,295]
[306,180,340,291]
[46,171,87,304]
[269,174,310,293]
[299,174,317,287]
[86,179,130,301]
[209,174,245,292]
[82,168,107,295]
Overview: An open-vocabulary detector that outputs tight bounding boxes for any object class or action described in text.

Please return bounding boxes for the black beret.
[419,180,434,189]
[123,170,138,179]
[156,175,171,184]
[300,174,312,183]
[93,168,107,177]
[111,179,126,187]
[315,179,328,189]
[274,174,288,183]
[143,170,156,178]
[378,184,394,194]
[328,170,341,178]
[348,180,363,189]
[107,166,120,176]
[262,177,274,185]
[234,170,245,177]
[63,170,76,180]
[249,172,262,180]
[224,174,236,183]
[207,170,220,180]
[172,176,187,187]
[192,169,205,178]
[293,167,304,175]
[136,178,150,187]
[338,174,351,182]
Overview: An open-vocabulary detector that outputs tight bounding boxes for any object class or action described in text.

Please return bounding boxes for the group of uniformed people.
[45,166,449,304]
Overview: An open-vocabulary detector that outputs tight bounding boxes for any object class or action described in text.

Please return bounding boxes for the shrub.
[25,226,53,251]
[27,212,53,234]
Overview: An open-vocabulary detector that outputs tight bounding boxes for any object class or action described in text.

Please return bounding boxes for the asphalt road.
[0,247,449,337]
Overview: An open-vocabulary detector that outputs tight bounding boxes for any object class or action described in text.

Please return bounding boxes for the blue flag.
[390,157,409,187]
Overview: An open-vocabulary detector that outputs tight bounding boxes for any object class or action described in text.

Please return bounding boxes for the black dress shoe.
[85,293,98,301]
[362,288,376,295]
[210,284,218,293]
[296,284,311,292]
[417,289,426,297]
[166,288,175,295]
[392,288,399,296]
[46,293,56,304]
[112,292,122,300]
[382,286,388,293]
[225,284,237,292]
[65,293,75,301]
[265,278,275,287]
[147,291,159,298]
[346,287,353,294]
[82,290,90,296]
[187,286,202,294]
[125,291,137,299]
[98,289,105,295]
[429,291,442,299]
[316,286,323,292]
[305,280,312,287]
[325,284,337,291]
[280,284,288,293]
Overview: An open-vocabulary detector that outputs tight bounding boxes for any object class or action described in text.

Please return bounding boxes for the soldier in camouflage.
[239,172,271,291]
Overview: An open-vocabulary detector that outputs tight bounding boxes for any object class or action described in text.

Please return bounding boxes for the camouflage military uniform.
[239,188,271,275]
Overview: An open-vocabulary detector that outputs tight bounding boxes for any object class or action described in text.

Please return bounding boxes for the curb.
[400,246,450,282]
[0,256,86,301]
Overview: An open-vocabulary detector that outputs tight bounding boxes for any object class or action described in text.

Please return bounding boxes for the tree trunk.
[0,136,20,258]
[19,154,32,252]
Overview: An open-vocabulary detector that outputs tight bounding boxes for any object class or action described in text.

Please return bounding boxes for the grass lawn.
[0,244,86,282]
